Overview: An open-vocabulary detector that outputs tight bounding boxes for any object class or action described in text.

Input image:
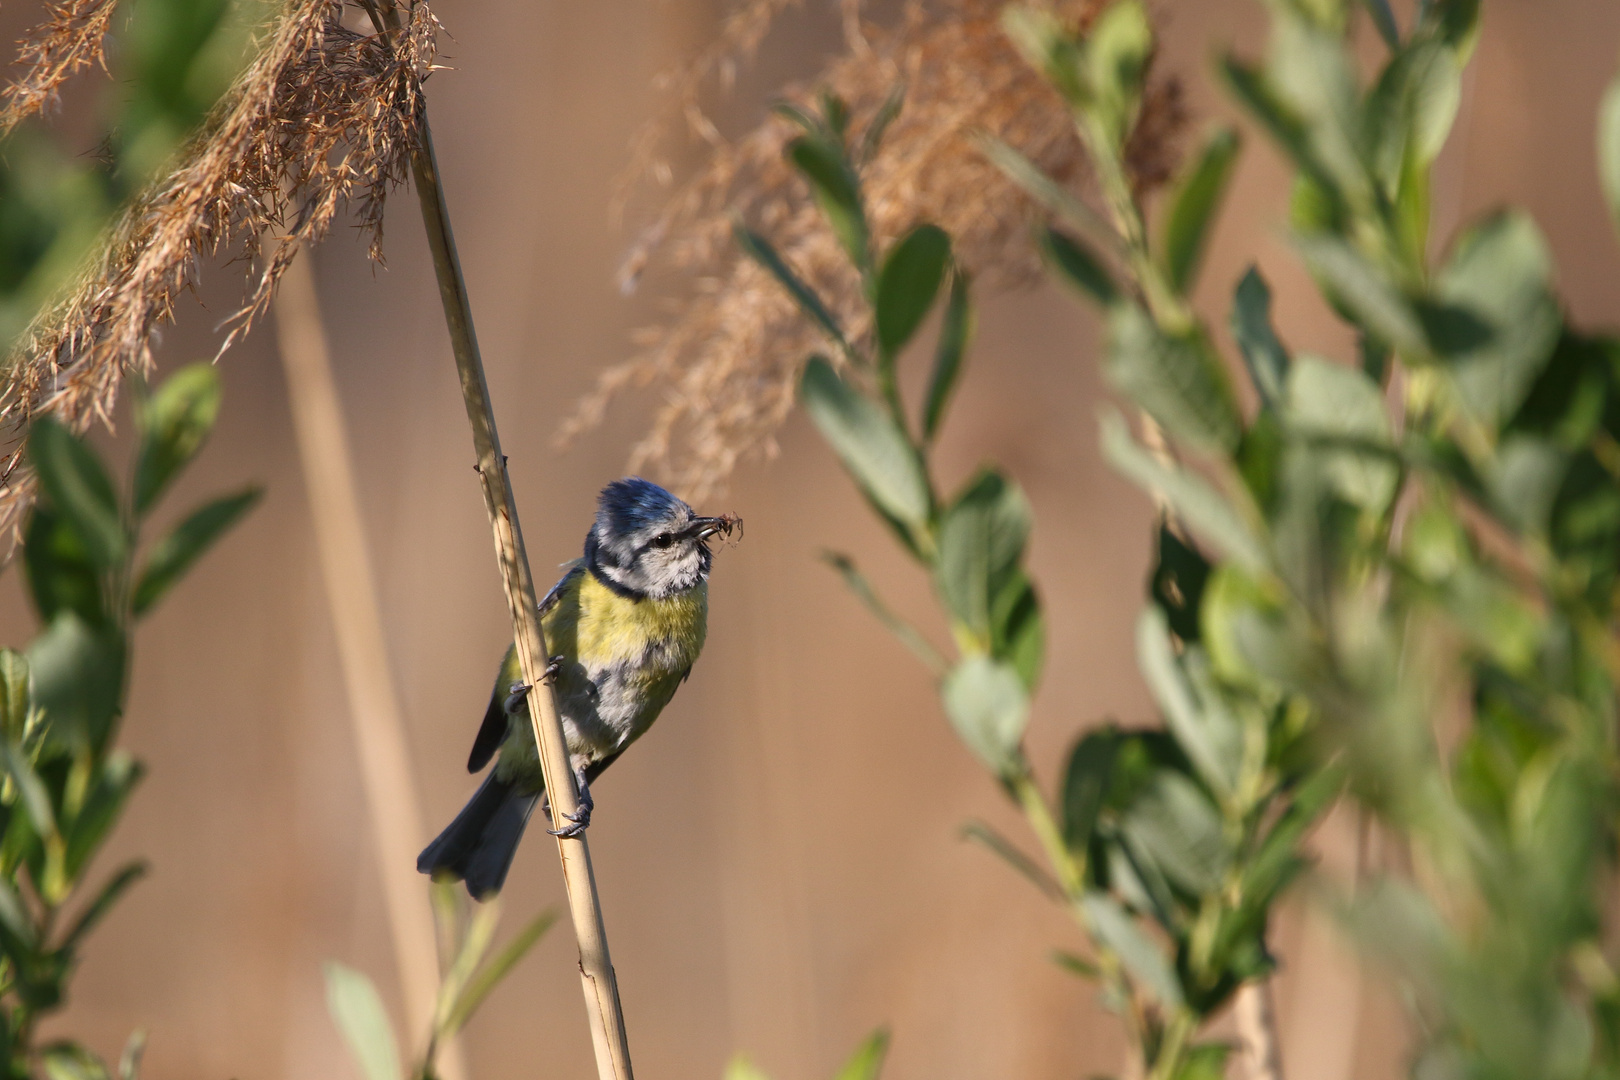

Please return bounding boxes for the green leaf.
[1231,267,1290,409]
[1221,56,1331,195]
[1105,305,1241,455]
[41,1046,110,1080]
[800,358,930,528]
[961,820,1065,900]
[1083,0,1154,150]
[1121,769,1228,893]
[1422,0,1480,57]
[942,656,1029,775]
[0,873,37,954]
[1244,767,1340,913]
[1162,128,1241,294]
[1051,949,1100,980]
[1082,892,1184,1007]
[58,860,147,954]
[133,363,222,514]
[62,751,144,879]
[26,613,125,754]
[937,470,1031,641]
[991,571,1044,691]
[324,962,401,1080]
[0,739,54,840]
[1293,234,1426,356]
[1360,0,1399,48]
[1175,1044,1231,1080]
[435,897,500,1036]
[1136,608,1243,800]
[1284,355,1397,511]
[1040,228,1118,307]
[29,417,125,570]
[734,224,851,358]
[976,137,1116,244]
[1199,565,1306,690]
[0,651,30,742]
[858,83,905,166]
[875,224,951,359]
[771,101,819,135]
[1108,840,1178,931]
[1000,6,1085,105]
[821,552,946,673]
[1429,211,1561,427]
[1266,17,1368,204]
[834,1029,891,1080]
[442,907,560,1037]
[132,485,262,616]
[725,1057,773,1080]
[24,504,106,627]
[1601,76,1620,236]
[1151,523,1211,643]
[1062,727,1120,854]
[1100,412,1267,572]
[921,268,973,442]
[819,92,850,140]
[1369,41,1460,183]
[788,136,869,274]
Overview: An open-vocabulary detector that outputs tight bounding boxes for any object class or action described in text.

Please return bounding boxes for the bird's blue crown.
[594,477,690,538]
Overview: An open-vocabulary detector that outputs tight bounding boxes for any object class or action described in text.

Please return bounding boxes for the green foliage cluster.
[0,364,255,1079]
[749,2,1620,1079]
[324,885,558,1080]
[744,69,1321,1080]
[0,0,255,347]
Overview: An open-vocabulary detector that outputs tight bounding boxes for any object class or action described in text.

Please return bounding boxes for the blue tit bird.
[418,477,734,899]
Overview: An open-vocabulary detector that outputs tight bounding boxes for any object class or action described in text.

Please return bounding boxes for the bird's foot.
[547,766,593,838]
[541,656,562,684]
[503,681,531,715]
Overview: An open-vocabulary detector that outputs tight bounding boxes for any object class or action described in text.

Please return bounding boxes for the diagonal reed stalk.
[366,5,634,1076]
[274,253,469,1080]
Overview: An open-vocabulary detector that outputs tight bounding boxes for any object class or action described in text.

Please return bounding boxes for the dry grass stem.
[274,253,467,1080]
[0,0,440,535]
[0,0,119,134]
[566,0,1183,501]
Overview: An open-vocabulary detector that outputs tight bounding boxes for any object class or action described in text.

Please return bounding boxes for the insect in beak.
[686,517,726,541]
[685,513,742,542]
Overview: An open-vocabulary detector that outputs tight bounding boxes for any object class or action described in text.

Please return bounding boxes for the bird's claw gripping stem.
[503,681,531,715]
[502,660,561,715]
[547,765,593,838]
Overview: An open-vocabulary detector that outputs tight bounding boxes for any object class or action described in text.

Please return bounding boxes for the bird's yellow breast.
[544,570,708,674]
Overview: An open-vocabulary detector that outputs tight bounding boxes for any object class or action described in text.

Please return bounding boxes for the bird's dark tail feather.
[417,773,539,900]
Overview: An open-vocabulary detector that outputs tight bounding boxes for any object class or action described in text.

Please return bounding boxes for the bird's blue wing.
[466,561,586,774]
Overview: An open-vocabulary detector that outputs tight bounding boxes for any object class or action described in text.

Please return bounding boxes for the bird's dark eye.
[653,533,675,548]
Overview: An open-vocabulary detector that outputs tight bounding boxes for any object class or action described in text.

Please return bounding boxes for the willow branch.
[273,253,467,1080]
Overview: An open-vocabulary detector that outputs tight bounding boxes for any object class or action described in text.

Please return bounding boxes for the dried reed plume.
[0,0,439,532]
[0,0,118,134]
[563,0,1183,501]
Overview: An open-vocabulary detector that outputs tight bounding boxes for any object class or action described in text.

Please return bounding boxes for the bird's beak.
[685,517,727,541]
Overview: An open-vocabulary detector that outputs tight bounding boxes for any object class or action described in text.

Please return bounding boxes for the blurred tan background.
[0,1,1615,1078]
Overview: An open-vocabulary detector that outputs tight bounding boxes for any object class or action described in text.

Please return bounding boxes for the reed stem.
[274,254,468,1080]
[402,88,635,1080]
[1234,979,1284,1080]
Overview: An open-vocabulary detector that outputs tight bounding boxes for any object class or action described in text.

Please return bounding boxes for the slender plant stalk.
[273,254,469,1080]
[1234,979,1284,1080]
[401,81,635,1080]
